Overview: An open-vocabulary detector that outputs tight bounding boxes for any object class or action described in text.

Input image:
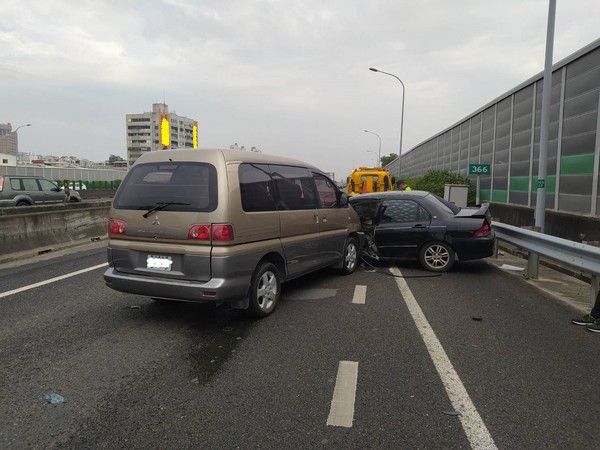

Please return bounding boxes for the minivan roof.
[134,148,319,170]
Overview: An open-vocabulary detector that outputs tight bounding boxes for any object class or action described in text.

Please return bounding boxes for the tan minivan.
[103,149,363,317]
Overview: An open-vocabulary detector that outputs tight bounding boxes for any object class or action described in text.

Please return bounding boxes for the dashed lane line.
[327,360,359,428]
[0,263,108,299]
[352,285,367,304]
[390,266,497,450]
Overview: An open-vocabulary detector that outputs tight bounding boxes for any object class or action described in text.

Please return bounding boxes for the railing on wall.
[0,166,126,182]
[493,222,600,307]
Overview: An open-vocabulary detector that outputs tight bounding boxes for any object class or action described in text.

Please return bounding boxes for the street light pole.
[364,129,381,166]
[12,124,31,167]
[369,68,405,178]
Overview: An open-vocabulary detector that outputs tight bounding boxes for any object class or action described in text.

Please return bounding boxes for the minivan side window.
[239,164,277,212]
[313,173,338,208]
[270,165,318,210]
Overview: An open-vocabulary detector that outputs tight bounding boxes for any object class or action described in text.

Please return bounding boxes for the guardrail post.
[527,253,540,279]
[522,226,541,279]
[592,274,600,309]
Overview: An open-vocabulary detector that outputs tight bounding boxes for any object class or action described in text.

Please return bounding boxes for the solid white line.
[390,266,497,450]
[327,360,359,428]
[352,285,367,304]
[0,263,108,299]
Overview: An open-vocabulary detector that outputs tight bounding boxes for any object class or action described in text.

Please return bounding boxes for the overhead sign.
[469,164,490,175]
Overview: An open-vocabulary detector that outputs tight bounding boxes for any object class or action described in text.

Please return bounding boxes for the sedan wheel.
[419,241,455,272]
[247,262,281,318]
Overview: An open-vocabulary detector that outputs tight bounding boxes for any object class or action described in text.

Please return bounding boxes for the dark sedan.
[349,190,495,272]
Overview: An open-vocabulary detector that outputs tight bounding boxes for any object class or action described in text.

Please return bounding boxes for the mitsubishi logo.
[152,215,160,226]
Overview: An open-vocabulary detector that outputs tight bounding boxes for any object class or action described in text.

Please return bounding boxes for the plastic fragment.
[44,393,66,404]
[499,264,524,271]
[442,410,461,416]
[472,316,483,321]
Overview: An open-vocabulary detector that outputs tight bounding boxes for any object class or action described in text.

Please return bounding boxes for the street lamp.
[12,124,31,167]
[369,67,405,178]
[13,123,31,133]
[366,150,378,166]
[364,129,381,166]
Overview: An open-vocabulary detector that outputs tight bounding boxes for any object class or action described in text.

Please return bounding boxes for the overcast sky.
[2,0,599,180]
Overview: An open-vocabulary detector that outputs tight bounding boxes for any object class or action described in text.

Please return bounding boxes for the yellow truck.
[345,167,393,196]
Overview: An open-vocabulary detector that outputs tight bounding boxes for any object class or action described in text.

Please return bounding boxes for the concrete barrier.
[0,201,111,264]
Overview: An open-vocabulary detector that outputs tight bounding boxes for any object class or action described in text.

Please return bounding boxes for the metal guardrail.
[493,222,600,307]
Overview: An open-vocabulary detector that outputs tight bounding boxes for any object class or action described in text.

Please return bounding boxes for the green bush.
[412,170,476,205]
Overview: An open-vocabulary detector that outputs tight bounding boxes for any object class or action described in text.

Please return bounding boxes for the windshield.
[113,162,218,212]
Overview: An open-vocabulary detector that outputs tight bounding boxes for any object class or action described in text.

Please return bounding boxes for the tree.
[380,153,398,167]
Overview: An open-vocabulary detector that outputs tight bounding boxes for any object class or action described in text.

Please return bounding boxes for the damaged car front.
[349,191,495,272]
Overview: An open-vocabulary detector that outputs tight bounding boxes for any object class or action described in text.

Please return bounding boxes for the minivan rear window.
[113,162,218,212]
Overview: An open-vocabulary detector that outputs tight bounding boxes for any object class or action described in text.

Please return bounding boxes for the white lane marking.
[0,263,108,299]
[390,266,497,450]
[352,285,367,304]
[327,360,359,428]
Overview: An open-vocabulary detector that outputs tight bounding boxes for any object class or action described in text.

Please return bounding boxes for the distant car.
[349,190,495,272]
[0,175,81,207]
[64,181,87,191]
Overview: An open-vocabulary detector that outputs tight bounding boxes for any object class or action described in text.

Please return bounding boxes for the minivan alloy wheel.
[338,237,358,275]
[247,262,281,318]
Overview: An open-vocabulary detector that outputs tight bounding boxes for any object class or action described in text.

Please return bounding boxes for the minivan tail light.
[188,224,234,241]
[473,221,491,237]
[188,225,211,240]
[108,219,126,235]
[212,224,234,241]
[0,176,3,192]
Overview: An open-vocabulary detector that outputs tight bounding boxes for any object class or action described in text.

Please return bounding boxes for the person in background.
[63,180,71,203]
[396,179,411,191]
[572,289,600,332]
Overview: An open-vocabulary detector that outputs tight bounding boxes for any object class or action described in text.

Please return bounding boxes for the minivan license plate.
[147,255,172,271]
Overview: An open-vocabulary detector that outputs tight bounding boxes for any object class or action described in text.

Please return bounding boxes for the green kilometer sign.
[469,164,491,175]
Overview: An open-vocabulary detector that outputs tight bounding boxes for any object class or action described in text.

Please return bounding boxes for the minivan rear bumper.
[103,267,250,307]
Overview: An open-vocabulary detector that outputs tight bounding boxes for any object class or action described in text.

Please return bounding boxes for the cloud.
[1,0,599,181]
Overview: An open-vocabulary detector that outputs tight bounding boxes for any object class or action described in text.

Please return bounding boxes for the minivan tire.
[418,241,455,272]
[338,237,358,275]
[247,262,281,318]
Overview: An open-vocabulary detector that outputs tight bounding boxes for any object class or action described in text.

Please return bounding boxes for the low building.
[0,153,17,166]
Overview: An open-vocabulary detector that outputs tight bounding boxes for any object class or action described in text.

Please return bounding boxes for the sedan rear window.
[113,162,218,212]
[425,193,461,215]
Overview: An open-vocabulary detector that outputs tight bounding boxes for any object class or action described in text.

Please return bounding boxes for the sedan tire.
[419,241,455,272]
[247,262,281,318]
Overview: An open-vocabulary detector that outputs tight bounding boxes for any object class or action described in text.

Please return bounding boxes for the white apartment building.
[126,103,198,166]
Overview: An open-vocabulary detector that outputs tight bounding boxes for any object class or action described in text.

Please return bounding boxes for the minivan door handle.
[314,214,320,223]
